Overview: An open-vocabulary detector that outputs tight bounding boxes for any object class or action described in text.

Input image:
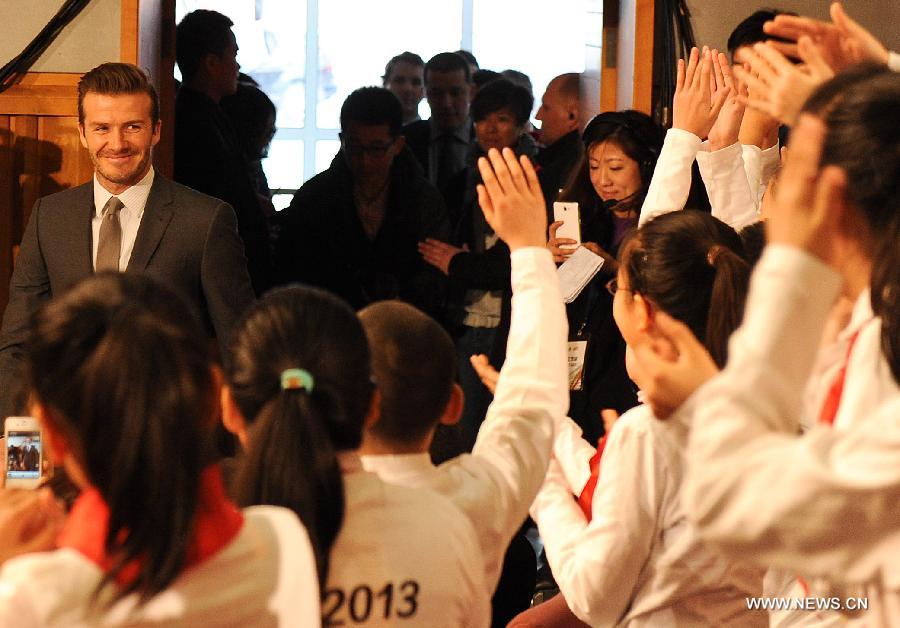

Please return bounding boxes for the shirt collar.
[841,288,875,341]
[58,465,243,587]
[360,452,433,473]
[93,167,155,217]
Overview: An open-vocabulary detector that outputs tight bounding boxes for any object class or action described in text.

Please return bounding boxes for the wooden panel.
[0,116,13,312]
[632,0,655,113]
[0,73,80,116]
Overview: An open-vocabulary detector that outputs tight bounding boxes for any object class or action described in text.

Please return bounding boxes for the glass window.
[315,139,341,174]
[317,0,463,130]
[471,0,585,119]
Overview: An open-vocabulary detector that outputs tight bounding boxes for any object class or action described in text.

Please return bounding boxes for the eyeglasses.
[340,135,396,158]
[605,278,633,296]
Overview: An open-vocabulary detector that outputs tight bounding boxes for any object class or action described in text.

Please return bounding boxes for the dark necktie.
[436,134,456,191]
[96,196,125,272]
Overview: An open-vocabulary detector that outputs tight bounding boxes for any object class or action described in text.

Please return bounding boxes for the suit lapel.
[127,176,174,272]
[65,183,94,277]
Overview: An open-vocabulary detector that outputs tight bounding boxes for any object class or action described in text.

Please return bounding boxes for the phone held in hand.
[5,416,43,489]
[553,201,581,247]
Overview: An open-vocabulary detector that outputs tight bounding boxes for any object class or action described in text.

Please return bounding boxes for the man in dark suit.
[0,62,255,419]
[402,52,474,202]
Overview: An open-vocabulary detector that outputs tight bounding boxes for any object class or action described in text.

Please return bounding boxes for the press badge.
[568,340,588,391]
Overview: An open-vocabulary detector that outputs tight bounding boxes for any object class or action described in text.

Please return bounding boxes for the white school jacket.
[361,247,568,595]
[0,506,321,627]
[531,403,765,627]
[326,453,490,628]
[683,245,900,627]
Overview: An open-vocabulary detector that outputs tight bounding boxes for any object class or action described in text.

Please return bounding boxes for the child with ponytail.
[527,210,765,627]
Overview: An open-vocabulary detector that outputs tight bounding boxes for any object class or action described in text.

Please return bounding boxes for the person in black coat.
[274,87,449,316]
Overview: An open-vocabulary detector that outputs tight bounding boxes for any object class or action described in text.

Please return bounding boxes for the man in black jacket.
[274,87,449,316]
[174,9,273,295]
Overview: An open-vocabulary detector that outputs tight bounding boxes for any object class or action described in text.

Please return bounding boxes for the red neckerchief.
[58,465,244,587]
[576,433,609,519]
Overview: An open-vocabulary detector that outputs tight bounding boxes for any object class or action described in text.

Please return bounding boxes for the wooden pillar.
[616,0,655,114]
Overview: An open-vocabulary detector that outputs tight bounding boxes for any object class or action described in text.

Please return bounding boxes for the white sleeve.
[449,246,567,590]
[888,51,900,72]
[695,141,759,230]
[638,128,702,228]
[531,415,661,625]
[684,245,900,586]
[552,416,597,497]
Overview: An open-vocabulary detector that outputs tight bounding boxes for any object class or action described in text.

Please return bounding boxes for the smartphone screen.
[6,431,42,481]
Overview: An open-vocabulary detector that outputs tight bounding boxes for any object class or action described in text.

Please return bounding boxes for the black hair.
[738,221,766,268]
[339,86,403,137]
[470,78,534,126]
[221,81,277,160]
[25,273,215,606]
[228,286,375,587]
[176,10,235,81]
[472,69,501,90]
[358,301,456,445]
[621,211,750,368]
[802,66,900,383]
[78,63,160,125]
[425,52,471,84]
[455,49,479,69]
[382,51,425,83]
[500,69,534,96]
[727,9,796,59]
[559,110,665,245]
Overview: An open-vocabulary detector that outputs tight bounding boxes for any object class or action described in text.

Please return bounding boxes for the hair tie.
[707,245,725,266]
[280,368,314,393]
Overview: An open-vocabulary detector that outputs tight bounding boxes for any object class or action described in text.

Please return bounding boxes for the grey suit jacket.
[0,174,256,418]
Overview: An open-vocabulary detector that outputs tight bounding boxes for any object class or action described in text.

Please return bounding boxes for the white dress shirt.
[531,403,765,627]
[741,142,780,209]
[362,247,569,594]
[328,453,490,628]
[91,167,155,271]
[638,128,700,228]
[0,506,321,627]
[683,245,900,627]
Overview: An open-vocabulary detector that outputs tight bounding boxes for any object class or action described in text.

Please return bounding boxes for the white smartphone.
[552,201,581,247]
[5,417,43,489]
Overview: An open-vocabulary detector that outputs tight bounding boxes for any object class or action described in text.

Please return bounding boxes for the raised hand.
[734,40,834,127]
[469,354,499,395]
[766,113,847,266]
[0,488,66,566]
[707,52,748,151]
[672,47,730,139]
[476,148,548,251]
[763,2,889,71]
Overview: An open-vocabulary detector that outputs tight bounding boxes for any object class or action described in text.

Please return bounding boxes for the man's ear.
[439,383,463,426]
[363,388,382,430]
[220,384,248,447]
[78,124,88,150]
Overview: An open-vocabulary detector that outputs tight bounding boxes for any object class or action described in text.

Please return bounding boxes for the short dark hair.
[425,52,471,84]
[382,51,424,83]
[500,69,533,96]
[455,49,479,69]
[221,81,277,158]
[339,86,403,136]
[78,63,160,125]
[176,9,234,81]
[358,301,456,444]
[471,79,534,126]
[727,9,796,59]
[472,69,501,89]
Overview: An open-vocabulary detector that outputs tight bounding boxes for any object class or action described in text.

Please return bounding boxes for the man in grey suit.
[0,63,255,419]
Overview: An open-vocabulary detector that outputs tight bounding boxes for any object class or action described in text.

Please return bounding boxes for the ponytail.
[705,246,750,368]
[234,386,344,589]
